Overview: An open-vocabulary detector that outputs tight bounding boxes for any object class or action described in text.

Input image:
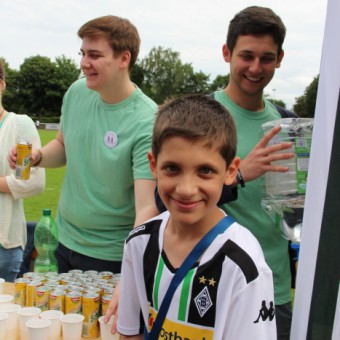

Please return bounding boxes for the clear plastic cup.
[0,279,4,294]
[17,307,41,340]
[0,303,21,339]
[26,318,51,340]
[0,294,14,304]
[99,315,120,340]
[0,312,8,340]
[40,309,64,340]
[60,313,84,340]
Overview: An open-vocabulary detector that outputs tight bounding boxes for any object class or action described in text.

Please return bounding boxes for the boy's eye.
[199,167,213,175]
[166,165,178,173]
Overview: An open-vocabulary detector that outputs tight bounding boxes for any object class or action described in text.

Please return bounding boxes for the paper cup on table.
[0,294,14,304]
[99,315,120,340]
[26,318,51,340]
[0,279,4,294]
[40,309,64,340]
[0,312,8,340]
[0,303,21,339]
[17,307,41,340]
[60,313,84,340]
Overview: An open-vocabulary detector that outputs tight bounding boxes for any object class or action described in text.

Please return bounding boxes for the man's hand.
[240,125,294,183]
[104,282,120,334]
[8,146,41,169]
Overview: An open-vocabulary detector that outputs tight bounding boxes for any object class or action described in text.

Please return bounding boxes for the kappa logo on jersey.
[129,224,146,236]
[253,300,275,323]
[194,286,213,317]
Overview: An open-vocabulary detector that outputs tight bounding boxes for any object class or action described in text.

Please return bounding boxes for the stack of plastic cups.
[0,303,21,339]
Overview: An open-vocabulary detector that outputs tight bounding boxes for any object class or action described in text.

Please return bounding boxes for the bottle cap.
[43,209,52,216]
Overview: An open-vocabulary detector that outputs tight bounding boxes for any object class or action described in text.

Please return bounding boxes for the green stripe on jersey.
[178,268,195,321]
[153,257,165,310]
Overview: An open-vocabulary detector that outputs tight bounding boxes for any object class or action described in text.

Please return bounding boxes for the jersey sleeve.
[223,268,277,339]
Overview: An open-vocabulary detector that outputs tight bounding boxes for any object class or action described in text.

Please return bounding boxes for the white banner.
[291,0,340,339]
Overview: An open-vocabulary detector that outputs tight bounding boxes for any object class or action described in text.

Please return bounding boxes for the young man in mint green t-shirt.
[10,16,159,274]
[214,6,295,340]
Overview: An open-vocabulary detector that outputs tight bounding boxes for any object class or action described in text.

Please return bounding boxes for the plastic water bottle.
[34,209,59,273]
[261,118,314,243]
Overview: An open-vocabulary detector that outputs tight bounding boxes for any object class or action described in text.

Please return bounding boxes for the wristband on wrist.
[236,169,245,188]
[34,149,43,167]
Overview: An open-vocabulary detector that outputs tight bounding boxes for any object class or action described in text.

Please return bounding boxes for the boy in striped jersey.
[117,94,276,339]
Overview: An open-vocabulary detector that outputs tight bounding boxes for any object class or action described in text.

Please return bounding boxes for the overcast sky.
[0,0,328,108]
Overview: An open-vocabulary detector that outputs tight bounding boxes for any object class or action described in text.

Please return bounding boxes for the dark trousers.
[276,302,292,340]
[55,242,122,274]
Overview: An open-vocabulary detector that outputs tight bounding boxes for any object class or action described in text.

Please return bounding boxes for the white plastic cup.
[26,318,51,340]
[0,303,21,339]
[0,279,4,294]
[60,313,84,340]
[0,312,8,340]
[17,307,41,340]
[0,294,14,304]
[40,309,64,340]
[99,315,120,340]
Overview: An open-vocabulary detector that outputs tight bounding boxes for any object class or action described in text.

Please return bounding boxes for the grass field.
[24,129,65,222]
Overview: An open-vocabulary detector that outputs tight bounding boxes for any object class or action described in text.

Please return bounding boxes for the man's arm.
[134,178,159,226]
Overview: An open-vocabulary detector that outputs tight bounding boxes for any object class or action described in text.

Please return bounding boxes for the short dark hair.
[78,15,140,70]
[152,94,237,167]
[227,6,286,57]
[0,59,5,80]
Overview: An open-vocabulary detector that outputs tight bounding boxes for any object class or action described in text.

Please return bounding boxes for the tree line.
[1,46,317,120]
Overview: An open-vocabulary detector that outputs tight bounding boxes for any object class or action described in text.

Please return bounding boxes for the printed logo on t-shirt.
[253,300,275,323]
[104,131,118,148]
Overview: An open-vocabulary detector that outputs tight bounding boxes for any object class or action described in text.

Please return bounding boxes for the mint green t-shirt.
[57,78,157,261]
[214,90,291,305]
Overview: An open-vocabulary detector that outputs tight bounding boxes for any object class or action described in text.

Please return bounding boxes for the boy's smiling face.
[149,136,239,229]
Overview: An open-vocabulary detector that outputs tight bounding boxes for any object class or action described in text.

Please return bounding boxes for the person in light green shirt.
[9,15,159,274]
[215,6,295,340]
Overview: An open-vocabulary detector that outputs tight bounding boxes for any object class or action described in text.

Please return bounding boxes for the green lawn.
[24,129,65,222]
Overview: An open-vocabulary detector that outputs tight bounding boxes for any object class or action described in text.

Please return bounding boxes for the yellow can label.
[16,141,32,180]
[82,293,100,339]
[49,290,65,313]
[35,286,50,311]
[65,292,82,314]
[14,278,29,306]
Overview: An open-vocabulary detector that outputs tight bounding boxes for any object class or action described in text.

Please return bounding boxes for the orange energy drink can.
[35,286,50,311]
[16,141,32,180]
[14,278,29,306]
[65,291,82,314]
[49,290,65,312]
[82,292,100,338]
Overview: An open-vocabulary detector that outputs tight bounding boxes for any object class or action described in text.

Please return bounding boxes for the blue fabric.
[0,245,23,282]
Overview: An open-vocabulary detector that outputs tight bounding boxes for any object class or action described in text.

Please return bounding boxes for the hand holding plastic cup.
[99,315,120,340]
[17,307,41,340]
[40,309,64,340]
[60,313,84,340]
[0,312,8,340]
[0,278,4,294]
[0,303,21,339]
[26,318,51,340]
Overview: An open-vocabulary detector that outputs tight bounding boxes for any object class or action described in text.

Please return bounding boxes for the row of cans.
[14,270,119,339]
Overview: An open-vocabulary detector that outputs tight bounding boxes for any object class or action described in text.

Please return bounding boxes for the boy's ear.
[148,151,157,179]
[224,156,240,185]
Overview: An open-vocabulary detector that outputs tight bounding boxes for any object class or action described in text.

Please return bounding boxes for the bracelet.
[236,169,245,188]
[33,149,43,167]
